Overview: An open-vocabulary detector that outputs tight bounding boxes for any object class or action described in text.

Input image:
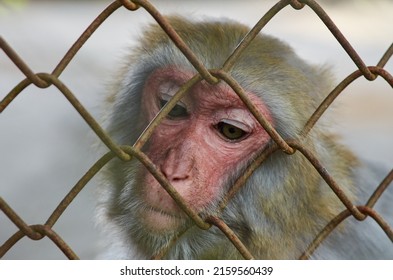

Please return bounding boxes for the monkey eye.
[160,99,188,118]
[216,121,248,141]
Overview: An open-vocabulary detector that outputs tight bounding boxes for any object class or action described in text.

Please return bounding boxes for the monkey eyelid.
[158,81,180,96]
[160,93,187,108]
[218,118,251,133]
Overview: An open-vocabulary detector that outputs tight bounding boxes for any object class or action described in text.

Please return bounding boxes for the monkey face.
[134,66,273,233]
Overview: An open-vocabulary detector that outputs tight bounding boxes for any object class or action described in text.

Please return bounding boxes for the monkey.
[95,16,393,259]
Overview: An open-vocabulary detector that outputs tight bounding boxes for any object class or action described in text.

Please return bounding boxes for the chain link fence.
[1,0,392,259]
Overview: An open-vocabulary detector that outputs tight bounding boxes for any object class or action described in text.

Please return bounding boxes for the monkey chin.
[140,203,188,234]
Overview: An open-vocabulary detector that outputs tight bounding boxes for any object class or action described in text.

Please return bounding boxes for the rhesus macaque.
[96,16,393,259]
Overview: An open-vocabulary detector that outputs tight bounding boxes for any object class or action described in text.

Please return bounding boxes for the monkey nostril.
[172,175,189,182]
[162,171,189,182]
[160,168,189,182]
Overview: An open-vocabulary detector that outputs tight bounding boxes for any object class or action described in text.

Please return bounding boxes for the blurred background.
[0,0,392,259]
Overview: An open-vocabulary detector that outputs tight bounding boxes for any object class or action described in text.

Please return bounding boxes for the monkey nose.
[160,148,193,182]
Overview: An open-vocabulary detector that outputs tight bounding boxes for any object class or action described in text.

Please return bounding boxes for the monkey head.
[98,16,356,259]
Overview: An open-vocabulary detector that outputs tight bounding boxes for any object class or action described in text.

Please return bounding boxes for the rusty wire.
[1,0,392,260]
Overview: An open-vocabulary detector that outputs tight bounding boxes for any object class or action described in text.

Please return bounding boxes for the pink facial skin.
[138,66,273,232]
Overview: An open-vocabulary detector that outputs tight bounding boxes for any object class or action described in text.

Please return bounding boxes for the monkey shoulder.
[314,157,393,259]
